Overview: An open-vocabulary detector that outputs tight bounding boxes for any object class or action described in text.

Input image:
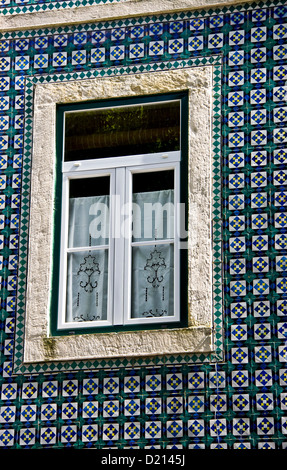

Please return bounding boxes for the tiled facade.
[0,0,287,449]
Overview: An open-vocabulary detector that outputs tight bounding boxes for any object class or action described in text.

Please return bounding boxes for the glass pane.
[132,170,174,243]
[66,249,108,323]
[64,100,180,161]
[68,176,110,248]
[131,243,174,319]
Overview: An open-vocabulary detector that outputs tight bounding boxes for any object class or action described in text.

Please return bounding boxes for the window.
[21,67,215,365]
[53,94,188,334]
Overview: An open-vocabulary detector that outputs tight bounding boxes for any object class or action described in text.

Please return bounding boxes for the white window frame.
[58,167,116,330]
[124,160,181,326]
[57,146,181,331]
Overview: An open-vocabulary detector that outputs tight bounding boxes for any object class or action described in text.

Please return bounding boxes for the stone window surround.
[23,66,214,364]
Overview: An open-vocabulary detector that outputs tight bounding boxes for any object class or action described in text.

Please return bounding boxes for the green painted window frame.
[50,92,189,336]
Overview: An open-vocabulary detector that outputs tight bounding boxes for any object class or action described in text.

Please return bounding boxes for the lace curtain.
[131,190,174,319]
[66,190,174,323]
[66,195,109,323]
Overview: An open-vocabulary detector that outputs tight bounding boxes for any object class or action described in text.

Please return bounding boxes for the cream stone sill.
[0,0,257,32]
[24,67,214,364]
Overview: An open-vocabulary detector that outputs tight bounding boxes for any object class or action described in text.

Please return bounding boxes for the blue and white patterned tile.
[103,400,120,418]
[149,41,164,56]
[232,394,250,412]
[103,377,119,394]
[187,419,205,437]
[62,380,78,397]
[61,425,77,443]
[145,421,161,439]
[129,43,145,59]
[210,419,227,437]
[20,404,37,422]
[62,402,78,420]
[52,52,67,67]
[257,417,275,436]
[230,302,247,319]
[233,418,250,436]
[166,396,183,414]
[110,45,125,60]
[188,36,204,51]
[19,428,36,446]
[145,374,161,392]
[15,55,30,71]
[168,39,184,54]
[229,30,245,45]
[40,427,57,445]
[166,373,183,391]
[82,424,98,442]
[124,422,141,440]
[166,420,183,438]
[145,397,162,415]
[72,50,87,65]
[41,403,57,421]
[0,429,15,447]
[91,48,105,63]
[124,399,140,416]
[228,70,244,87]
[0,406,16,423]
[22,382,38,400]
[82,401,98,418]
[53,35,68,48]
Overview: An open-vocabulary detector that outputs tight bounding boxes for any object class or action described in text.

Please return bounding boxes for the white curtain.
[131,243,174,319]
[66,195,109,323]
[66,249,109,323]
[66,190,174,323]
[132,189,174,319]
[68,195,110,248]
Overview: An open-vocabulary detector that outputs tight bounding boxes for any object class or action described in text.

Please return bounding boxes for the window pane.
[64,100,180,161]
[68,176,110,248]
[131,244,174,319]
[70,176,110,198]
[132,170,174,242]
[132,169,174,193]
[66,249,109,323]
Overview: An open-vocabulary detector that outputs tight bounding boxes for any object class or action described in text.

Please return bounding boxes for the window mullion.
[123,167,133,324]
[112,167,126,325]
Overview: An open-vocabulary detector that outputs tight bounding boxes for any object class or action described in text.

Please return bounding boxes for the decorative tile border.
[0,0,118,15]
